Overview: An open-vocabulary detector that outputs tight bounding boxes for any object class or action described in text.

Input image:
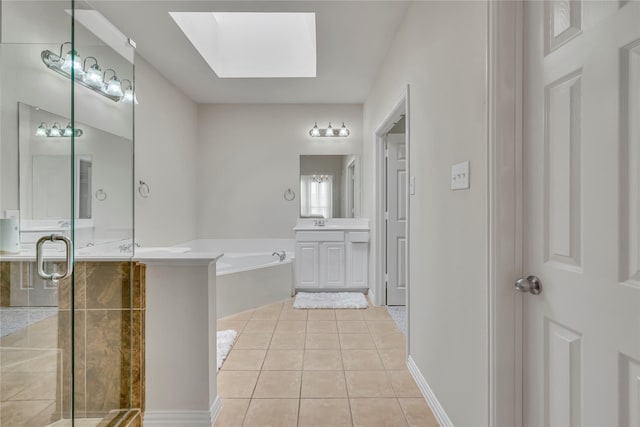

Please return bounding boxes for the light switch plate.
[451,161,470,190]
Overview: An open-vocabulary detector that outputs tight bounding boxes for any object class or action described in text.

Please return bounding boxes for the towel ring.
[284,188,296,201]
[138,180,150,198]
[95,188,107,201]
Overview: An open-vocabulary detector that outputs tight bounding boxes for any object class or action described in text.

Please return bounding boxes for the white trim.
[210,395,223,424]
[144,410,212,426]
[407,355,454,427]
[487,2,523,427]
[373,86,410,310]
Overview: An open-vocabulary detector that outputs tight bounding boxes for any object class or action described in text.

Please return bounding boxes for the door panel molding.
[620,39,640,288]
[544,318,582,427]
[545,0,583,55]
[543,69,583,273]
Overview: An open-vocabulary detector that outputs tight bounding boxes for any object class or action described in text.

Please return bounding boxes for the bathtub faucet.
[272,251,286,262]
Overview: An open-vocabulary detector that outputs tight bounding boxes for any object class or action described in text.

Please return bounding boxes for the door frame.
[373,85,410,313]
[487,1,523,426]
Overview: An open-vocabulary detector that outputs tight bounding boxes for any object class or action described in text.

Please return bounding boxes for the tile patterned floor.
[215,299,438,427]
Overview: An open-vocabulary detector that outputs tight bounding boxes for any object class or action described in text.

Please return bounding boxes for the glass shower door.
[0,1,76,425]
[0,1,136,426]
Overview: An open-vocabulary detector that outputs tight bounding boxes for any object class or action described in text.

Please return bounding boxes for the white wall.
[362,2,489,425]
[133,56,199,246]
[196,104,362,238]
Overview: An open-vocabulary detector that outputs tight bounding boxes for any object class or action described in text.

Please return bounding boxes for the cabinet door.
[295,242,319,288]
[347,242,368,288]
[320,242,345,288]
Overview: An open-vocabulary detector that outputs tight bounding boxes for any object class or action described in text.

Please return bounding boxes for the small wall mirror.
[300,155,360,219]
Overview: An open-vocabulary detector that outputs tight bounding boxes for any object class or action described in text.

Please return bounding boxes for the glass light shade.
[64,124,73,137]
[325,123,335,137]
[121,88,139,105]
[61,51,83,77]
[84,64,103,88]
[339,122,350,137]
[35,123,47,137]
[309,123,321,137]
[49,124,62,137]
[105,76,123,97]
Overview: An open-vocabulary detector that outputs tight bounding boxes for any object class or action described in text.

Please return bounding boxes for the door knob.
[515,275,542,295]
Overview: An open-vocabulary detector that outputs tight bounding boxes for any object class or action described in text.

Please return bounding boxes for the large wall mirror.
[18,102,133,245]
[300,155,360,219]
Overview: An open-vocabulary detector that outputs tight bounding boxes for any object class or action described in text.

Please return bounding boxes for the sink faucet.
[313,218,326,227]
[119,242,140,252]
[272,251,286,262]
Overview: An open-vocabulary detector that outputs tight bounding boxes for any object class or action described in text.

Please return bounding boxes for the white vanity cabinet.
[294,223,369,290]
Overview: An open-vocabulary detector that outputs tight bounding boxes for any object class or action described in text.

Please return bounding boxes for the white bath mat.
[216,329,237,371]
[293,292,368,309]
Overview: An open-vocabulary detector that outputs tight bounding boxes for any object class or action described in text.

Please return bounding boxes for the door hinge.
[385,147,389,158]
[384,211,389,221]
[385,273,389,283]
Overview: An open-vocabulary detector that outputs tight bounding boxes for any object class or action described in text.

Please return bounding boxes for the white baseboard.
[368,288,377,305]
[210,396,223,424]
[144,410,212,426]
[407,355,454,427]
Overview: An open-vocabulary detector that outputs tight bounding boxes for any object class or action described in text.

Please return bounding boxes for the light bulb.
[64,123,73,137]
[61,50,83,77]
[84,63,103,88]
[49,123,62,137]
[105,76,123,97]
[309,123,321,137]
[339,122,350,137]
[35,123,47,137]
[121,88,138,105]
[325,123,334,137]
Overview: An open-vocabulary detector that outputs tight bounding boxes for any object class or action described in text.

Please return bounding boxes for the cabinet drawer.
[295,231,344,242]
[348,232,370,243]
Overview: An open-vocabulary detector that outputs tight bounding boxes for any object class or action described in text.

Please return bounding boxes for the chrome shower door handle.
[36,234,73,281]
[515,275,542,295]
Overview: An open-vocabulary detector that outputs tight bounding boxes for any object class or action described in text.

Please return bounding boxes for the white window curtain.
[300,175,333,218]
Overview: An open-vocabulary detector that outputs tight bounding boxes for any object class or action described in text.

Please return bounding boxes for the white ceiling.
[89,1,410,104]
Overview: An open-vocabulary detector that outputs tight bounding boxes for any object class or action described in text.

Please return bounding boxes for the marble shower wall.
[55,261,145,421]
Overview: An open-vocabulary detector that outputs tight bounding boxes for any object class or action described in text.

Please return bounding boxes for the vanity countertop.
[293,218,370,232]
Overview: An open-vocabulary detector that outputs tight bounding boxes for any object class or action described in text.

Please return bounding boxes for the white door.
[522,1,640,425]
[386,134,407,305]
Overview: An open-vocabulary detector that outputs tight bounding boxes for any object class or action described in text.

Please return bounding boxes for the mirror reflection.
[300,155,359,219]
[18,102,133,246]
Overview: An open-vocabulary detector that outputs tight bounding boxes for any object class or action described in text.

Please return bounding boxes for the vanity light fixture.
[41,42,137,104]
[309,123,321,137]
[120,79,139,105]
[103,69,124,97]
[83,56,103,88]
[59,42,84,77]
[35,122,83,138]
[49,123,62,137]
[308,122,350,138]
[325,123,335,137]
[339,122,350,137]
[35,122,48,137]
[312,175,330,183]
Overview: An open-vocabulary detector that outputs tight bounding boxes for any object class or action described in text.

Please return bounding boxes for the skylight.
[169,12,316,78]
